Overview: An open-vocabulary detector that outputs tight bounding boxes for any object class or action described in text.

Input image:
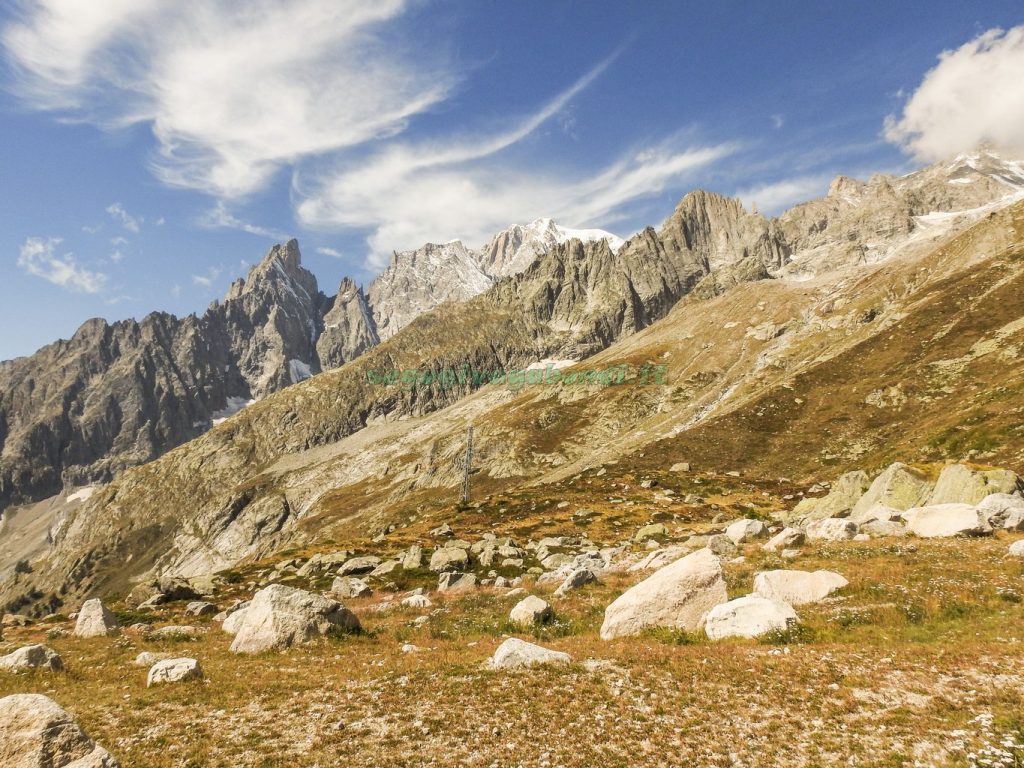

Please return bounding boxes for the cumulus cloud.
[885,26,1024,160]
[17,236,108,292]
[3,0,455,198]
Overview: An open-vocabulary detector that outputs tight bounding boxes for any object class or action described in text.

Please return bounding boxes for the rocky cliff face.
[0,239,329,509]
[316,278,379,369]
[367,241,493,341]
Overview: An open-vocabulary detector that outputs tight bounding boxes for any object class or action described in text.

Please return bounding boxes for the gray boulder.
[753,570,848,606]
[437,572,476,592]
[850,462,932,519]
[229,584,360,654]
[553,567,597,597]
[762,527,805,551]
[330,576,372,599]
[927,464,1022,506]
[977,493,1024,530]
[429,547,469,572]
[0,693,119,767]
[73,599,119,638]
[0,645,64,673]
[904,504,992,538]
[805,518,859,541]
[725,519,767,545]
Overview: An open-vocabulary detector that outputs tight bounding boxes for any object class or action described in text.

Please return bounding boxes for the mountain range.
[3,147,1024,609]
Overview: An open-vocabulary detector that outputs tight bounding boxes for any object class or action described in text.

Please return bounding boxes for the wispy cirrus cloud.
[885,26,1024,160]
[17,236,108,293]
[3,0,456,199]
[295,53,736,265]
[198,201,289,240]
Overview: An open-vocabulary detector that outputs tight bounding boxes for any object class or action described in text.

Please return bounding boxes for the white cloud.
[316,246,344,259]
[295,55,735,266]
[17,236,107,293]
[885,26,1024,160]
[771,114,784,130]
[106,202,141,232]
[199,202,288,240]
[734,174,831,216]
[191,266,222,287]
[3,0,455,198]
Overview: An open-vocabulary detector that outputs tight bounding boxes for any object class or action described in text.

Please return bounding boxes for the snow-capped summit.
[478,218,624,277]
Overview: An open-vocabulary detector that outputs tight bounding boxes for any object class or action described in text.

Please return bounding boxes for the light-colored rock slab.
[753,570,848,606]
[704,596,798,640]
[600,548,727,640]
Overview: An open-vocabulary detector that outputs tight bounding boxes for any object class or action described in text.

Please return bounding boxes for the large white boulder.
[73,599,119,638]
[0,693,119,767]
[1009,540,1024,557]
[977,493,1024,530]
[753,570,848,606]
[508,596,553,627]
[488,638,570,669]
[229,584,361,654]
[904,504,992,538]
[146,658,204,687]
[704,596,798,641]
[0,645,64,673]
[600,548,727,640]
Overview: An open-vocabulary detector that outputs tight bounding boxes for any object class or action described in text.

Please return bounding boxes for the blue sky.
[1,1,1023,361]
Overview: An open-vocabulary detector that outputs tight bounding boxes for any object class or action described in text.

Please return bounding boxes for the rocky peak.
[368,240,493,341]
[317,278,379,369]
[662,190,788,274]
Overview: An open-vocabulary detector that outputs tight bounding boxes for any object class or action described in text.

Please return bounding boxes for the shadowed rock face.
[0,240,328,509]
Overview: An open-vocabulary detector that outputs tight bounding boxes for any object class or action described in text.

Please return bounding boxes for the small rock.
[805,518,859,541]
[184,602,218,618]
[401,594,433,609]
[509,596,553,627]
[133,652,172,667]
[146,657,204,686]
[429,547,470,572]
[437,572,476,592]
[488,638,570,669]
[330,576,373,599]
[553,567,597,597]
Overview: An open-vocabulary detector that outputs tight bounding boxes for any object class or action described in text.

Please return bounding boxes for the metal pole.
[461,425,473,504]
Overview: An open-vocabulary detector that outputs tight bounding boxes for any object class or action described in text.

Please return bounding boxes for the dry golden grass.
[4,530,1024,767]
